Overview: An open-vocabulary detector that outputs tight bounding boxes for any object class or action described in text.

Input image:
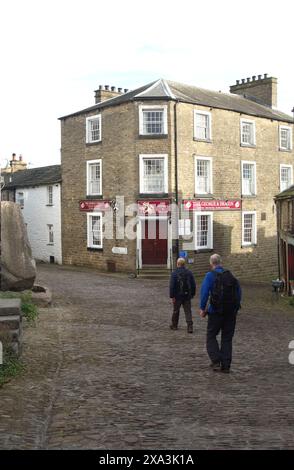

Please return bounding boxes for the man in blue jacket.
[199,254,241,373]
[170,258,196,333]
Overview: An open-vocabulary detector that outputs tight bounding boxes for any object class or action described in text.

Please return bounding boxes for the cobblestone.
[0,264,294,449]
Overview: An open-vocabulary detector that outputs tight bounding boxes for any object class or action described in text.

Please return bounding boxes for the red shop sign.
[183,199,241,211]
[79,200,111,212]
[138,200,171,216]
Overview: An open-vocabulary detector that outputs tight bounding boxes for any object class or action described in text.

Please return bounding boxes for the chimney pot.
[241,79,245,84]
[124,88,129,93]
[99,85,103,90]
[252,75,256,81]
[12,153,16,161]
[258,75,262,80]
[19,154,23,162]
[264,73,268,79]
[247,77,251,83]
[111,86,116,92]
[236,80,240,85]
[105,85,109,90]
[118,87,122,92]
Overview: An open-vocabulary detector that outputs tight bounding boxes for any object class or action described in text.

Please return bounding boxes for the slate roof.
[60,78,293,123]
[5,165,61,189]
[275,184,294,200]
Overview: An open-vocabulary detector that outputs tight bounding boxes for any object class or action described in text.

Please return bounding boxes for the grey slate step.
[0,299,22,316]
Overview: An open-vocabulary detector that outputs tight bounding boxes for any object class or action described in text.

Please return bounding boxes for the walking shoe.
[169,324,178,330]
[210,362,221,372]
[187,324,193,334]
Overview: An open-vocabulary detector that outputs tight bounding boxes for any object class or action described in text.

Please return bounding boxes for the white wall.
[15,184,62,264]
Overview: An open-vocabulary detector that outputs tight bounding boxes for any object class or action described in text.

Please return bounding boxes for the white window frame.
[16,191,24,208]
[194,110,212,141]
[194,156,213,195]
[86,159,102,196]
[86,114,102,143]
[240,118,256,146]
[87,212,103,249]
[48,224,54,245]
[194,211,213,250]
[47,185,53,205]
[242,211,257,246]
[280,164,293,192]
[139,154,168,194]
[139,105,168,136]
[279,125,293,151]
[178,219,191,237]
[241,160,257,196]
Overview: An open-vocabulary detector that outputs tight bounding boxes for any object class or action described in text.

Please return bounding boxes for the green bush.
[0,349,25,388]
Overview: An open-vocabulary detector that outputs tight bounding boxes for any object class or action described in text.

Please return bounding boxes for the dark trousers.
[207,310,237,369]
[172,299,193,327]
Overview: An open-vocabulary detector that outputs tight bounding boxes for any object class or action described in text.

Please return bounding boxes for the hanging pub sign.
[79,200,111,212]
[138,200,171,216]
[183,199,241,211]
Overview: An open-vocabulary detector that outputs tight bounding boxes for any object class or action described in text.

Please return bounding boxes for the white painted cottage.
[3,165,62,264]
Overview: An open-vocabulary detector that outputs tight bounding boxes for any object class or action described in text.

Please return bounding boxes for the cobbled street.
[0,264,294,449]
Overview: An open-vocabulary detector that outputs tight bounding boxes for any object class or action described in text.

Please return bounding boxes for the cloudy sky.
[1,0,293,168]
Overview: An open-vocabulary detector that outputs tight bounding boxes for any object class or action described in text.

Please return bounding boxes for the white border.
[241,160,257,196]
[139,154,168,194]
[193,110,212,141]
[194,156,213,195]
[240,118,256,146]
[194,211,213,250]
[279,125,293,151]
[86,114,102,143]
[280,164,293,191]
[86,159,102,196]
[242,211,257,246]
[87,212,103,249]
[139,105,168,135]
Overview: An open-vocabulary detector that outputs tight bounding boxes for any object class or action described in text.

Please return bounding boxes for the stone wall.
[0,299,22,357]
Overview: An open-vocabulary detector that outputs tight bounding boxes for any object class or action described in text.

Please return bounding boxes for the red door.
[142,218,168,265]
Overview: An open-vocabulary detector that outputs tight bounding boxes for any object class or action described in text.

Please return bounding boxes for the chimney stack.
[4,153,27,174]
[94,84,126,104]
[230,74,278,108]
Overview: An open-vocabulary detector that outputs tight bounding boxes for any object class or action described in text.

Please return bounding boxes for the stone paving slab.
[0,264,294,449]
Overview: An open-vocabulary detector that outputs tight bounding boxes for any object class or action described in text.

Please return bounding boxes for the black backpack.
[210,270,239,313]
[176,270,192,299]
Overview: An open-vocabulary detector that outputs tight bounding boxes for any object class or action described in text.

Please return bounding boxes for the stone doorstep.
[0,299,22,316]
[0,314,21,328]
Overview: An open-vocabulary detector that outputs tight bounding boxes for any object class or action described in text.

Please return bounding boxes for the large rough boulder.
[0,201,36,291]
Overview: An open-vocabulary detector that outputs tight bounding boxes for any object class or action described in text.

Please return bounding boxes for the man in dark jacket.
[199,254,241,373]
[170,258,196,333]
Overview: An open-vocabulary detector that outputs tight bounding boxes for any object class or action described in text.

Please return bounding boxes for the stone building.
[60,75,294,280]
[2,165,62,264]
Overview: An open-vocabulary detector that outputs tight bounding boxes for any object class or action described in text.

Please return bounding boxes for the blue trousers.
[207,310,237,369]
